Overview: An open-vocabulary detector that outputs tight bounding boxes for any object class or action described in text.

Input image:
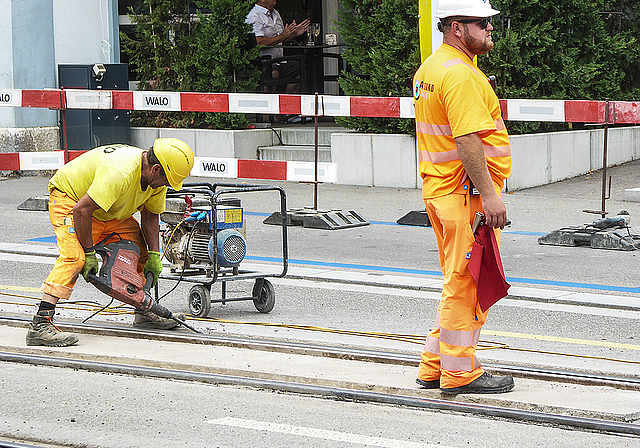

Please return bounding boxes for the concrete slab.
[625,187,640,203]
[0,324,638,422]
[258,145,332,162]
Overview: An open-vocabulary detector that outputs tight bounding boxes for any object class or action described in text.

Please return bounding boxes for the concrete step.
[258,144,332,162]
[272,127,349,146]
[624,187,640,202]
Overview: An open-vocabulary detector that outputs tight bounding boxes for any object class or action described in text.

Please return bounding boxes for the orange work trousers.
[42,189,148,300]
[418,182,502,389]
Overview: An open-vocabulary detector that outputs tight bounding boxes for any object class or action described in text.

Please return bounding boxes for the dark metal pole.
[601,99,609,218]
[314,92,319,210]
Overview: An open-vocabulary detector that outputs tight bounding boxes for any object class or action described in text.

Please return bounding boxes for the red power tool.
[86,236,199,332]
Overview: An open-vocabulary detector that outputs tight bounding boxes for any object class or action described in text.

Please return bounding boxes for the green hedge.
[121,0,260,129]
[336,0,421,135]
[482,0,640,134]
[337,0,640,135]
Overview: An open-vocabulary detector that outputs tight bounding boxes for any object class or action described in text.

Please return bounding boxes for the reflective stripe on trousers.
[417,183,502,389]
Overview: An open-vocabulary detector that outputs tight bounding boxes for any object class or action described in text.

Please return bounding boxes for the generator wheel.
[252,279,275,313]
[188,285,211,318]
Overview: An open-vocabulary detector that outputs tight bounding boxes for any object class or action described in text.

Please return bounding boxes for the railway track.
[1,316,639,437]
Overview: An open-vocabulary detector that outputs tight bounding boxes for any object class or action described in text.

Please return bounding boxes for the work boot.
[26,310,79,347]
[415,378,440,389]
[133,309,185,330]
[440,372,514,394]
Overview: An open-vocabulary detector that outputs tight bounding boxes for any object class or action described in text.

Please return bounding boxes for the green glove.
[81,250,98,282]
[144,251,163,287]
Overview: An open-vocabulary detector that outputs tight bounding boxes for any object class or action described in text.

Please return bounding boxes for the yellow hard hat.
[152,138,194,190]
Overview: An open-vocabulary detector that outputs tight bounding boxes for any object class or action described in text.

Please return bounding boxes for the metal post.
[601,99,609,218]
[314,92,319,210]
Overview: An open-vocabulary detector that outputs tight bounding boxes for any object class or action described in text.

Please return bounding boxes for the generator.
[159,182,288,318]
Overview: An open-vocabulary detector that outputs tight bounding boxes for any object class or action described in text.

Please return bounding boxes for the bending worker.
[26,138,194,347]
[413,0,514,394]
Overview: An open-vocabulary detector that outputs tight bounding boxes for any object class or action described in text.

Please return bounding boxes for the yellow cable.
[161,219,184,261]
[1,293,638,365]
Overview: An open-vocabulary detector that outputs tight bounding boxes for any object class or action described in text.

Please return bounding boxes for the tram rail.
[2,315,640,436]
[0,348,638,437]
[0,315,638,392]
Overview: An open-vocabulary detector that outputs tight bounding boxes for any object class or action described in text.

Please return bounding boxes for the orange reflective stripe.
[420,145,510,164]
[416,121,452,136]
[442,58,480,76]
[418,148,459,164]
[441,353,474,372]
[440,327,482,347]
[483,144,511,158]
[423,335,440,355]
[418,119,503,136]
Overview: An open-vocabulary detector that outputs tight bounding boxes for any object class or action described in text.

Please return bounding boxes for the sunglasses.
[455,17,490,30]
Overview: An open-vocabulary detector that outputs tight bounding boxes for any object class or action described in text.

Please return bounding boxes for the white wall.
[0,0,57,127]
[52,0,119,68]
[0,0,119,128]
[0,0,15,127]
[506,127,640,191]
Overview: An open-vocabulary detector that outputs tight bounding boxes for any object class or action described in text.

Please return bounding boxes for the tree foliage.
[121,0,259,129]
[480,0,640,133]
[336,0,640,135]
[335,0,421,134]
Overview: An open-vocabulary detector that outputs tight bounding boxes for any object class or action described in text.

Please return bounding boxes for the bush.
[335,0,640,135]
[121,0,260,130]
[336,0,421,135]
[482,0,640,134]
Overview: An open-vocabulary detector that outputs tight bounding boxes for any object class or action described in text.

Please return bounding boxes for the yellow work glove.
[81,250,98,282]
[144,251,163,288]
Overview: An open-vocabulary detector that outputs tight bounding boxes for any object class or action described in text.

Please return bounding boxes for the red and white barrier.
[2,89,640,177]
[0,148,337,182]
[4,88,640,123]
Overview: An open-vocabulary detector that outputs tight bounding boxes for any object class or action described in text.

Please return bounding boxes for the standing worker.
[413,0,514,394]
[26,139,194,347]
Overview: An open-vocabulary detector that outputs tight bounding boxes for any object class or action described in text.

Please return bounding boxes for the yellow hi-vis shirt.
[49,144,167,222]
[413,44,511,199]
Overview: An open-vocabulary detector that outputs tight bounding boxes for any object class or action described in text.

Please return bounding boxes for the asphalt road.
[0,168,639,447]
[2,165,640,295]
[2,362,638,448]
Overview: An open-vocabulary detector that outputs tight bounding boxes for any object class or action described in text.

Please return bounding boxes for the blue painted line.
[27,235,633,293]
[245,255,640,294]
[246,255,443,276]
[505,276,640,294]
[27,236,57,243]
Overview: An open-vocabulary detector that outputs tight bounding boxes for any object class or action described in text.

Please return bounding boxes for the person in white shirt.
[246,0,310,94]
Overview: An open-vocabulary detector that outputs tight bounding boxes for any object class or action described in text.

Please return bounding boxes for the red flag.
[468,224,510,312]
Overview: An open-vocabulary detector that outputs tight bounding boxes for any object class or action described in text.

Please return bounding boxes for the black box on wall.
[58,63,131,150]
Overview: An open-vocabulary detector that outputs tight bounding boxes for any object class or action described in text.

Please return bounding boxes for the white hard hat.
[435,0,500,19]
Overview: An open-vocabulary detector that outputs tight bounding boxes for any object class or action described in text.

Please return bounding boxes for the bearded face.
[461,21,494,55]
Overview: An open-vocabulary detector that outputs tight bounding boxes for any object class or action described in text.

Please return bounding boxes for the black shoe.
[26,310,79,347]
[440,372,514,394]
[416,378,440,389]
[133,310,186,330]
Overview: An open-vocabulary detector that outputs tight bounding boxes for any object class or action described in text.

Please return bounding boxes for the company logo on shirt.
[414,80,434,100]
[414,80,421,100]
